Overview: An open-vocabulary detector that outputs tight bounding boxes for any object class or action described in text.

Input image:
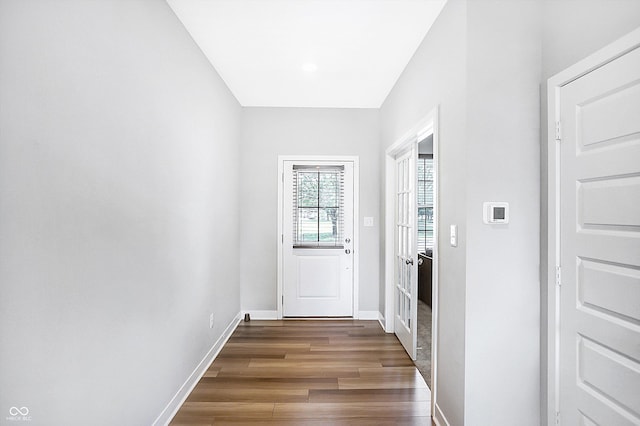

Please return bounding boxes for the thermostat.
[483,202,509,224]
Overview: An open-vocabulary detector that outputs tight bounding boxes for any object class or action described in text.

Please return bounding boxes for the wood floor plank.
[248,359,383,369]
[272,401,429,419]
[216,367,359,379]
[310,343,407,352]
[229,336,330,344]
[173,402,275,419]
[308,388,430,403]
[210,358,251,368]
[357,366,424,376]
[170,320,431,425]
[186,388,308,403]
[284,350,409,360]
[381,357,419,367]
[224,342,311,350]
[194,377,339,390]
[201,369,218,378]
[338,375,428,390]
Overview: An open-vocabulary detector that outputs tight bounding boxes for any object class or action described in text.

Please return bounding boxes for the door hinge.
[555,121,562,142]
[281,172,284,182]
[556,266,561,287]
[281,234,284,243]
[555,411,560,426]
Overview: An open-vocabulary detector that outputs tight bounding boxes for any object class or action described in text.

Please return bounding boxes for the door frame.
[277,155,360,320]
[384,106,439,411]
[546,27,640,426]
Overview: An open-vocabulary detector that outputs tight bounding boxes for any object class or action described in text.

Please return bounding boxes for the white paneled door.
[394,148,418,359]
[558,46,640,424]
[282,161,354,317]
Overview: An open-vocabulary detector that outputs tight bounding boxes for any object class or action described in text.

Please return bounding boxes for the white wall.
[382,0,542,423]
[0,1,242,424]
[239,108,381,315]
[539,0,640,421]
[380,1,468,424]
[464,1,541,423]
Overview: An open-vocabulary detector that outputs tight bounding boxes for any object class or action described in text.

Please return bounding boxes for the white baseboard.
[358,310,380,320]
[153,312,241,426]
[244,310,278,320]
[242,310,381,321]
[433,402,450,426]
[377,312,386,331]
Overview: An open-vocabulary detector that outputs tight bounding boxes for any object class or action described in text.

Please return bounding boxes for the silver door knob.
[345,249,351,254]
[405,258,414,265]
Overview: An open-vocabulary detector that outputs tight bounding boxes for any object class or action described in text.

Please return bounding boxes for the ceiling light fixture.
[301,62,318,72]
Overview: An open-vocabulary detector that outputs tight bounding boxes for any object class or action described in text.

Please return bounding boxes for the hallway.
[171,320,430,425]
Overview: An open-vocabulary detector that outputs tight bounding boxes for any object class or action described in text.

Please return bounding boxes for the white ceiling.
[167,0,447,108]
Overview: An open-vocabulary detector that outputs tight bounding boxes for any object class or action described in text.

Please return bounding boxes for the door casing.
[546,27,640,426]
[277,155,360,319]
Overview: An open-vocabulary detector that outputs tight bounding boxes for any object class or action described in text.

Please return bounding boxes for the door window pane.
[293,166,344,247]
[297,172,319,207]
[417,156,434,253]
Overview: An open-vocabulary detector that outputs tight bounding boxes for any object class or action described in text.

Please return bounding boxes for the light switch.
[364,217,374,227]
[450,224,458,247]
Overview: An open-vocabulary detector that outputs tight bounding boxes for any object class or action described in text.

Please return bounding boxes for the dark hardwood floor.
[170,320,430,425]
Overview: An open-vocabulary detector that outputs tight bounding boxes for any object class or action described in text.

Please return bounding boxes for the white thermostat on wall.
[483,202,509,224]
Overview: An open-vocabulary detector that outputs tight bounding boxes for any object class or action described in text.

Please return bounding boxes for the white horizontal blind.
[292,165,344,248]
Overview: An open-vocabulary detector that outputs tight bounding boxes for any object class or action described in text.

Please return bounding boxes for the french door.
[394,147,418,359]
[282,160,354,317]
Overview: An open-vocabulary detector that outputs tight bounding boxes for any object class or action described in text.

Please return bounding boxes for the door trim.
[546,27,640,426]
[277,155,360,320]
[384,106,439,415]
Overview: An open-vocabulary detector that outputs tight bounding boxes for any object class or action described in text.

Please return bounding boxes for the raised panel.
[297,256,339,298]
[579,259,640,321]
[580,82,640,148]
[576,233,640,268]
[579,176,640,228]
[578,337,640,418]
[576,137,640,181]
[576,307,640,363]
[578,388,639,426]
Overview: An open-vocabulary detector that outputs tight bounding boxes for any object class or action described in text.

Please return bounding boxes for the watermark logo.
[6,406,31,422]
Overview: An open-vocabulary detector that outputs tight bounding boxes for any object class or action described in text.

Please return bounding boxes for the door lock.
[345,238,351,243]
[405,258,414,265]
[345,249,351,254]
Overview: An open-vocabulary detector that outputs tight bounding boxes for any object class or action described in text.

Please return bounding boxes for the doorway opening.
[415,136,434,387]
[384,107,439,410]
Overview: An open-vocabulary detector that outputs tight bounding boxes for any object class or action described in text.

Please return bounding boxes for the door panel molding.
[547,27,640,426]
[277,155,360,319]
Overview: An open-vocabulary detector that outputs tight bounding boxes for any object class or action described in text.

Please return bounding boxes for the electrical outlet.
[209,313,214,329]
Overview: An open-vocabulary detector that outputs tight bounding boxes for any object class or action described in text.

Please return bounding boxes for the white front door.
[558,46,640,424]
[282,160,354,317]
[394,147,418,359]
